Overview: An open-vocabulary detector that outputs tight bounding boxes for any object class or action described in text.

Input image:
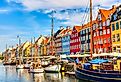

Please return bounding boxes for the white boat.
[29,68,44,73]
[16,64,24,69]
[29,62,44,73]
[24,64,30,69]
[41,59,50,68]
[44,64,61,73]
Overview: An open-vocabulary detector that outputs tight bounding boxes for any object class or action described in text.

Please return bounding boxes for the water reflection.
[0,65,84,82]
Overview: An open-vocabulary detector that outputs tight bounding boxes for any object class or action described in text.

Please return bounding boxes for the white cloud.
[8,0,119,26]
[0,9,10,13]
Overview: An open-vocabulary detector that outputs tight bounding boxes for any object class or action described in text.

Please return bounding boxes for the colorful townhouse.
[111,5,121,53]
[92,6,116,54]
[22,41,30,57]
[61,26,72,55]
[80,22,91,54]
[35,35,49,56]
[70,26,82,54]
[54,27,65,55]
[46,36,56,55]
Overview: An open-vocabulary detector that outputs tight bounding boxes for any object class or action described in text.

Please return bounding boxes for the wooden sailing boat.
[3,44,10,65]
[44,11,61,73]
[75,1,121,82]
[29,37,44,73]
[16,37,24,69]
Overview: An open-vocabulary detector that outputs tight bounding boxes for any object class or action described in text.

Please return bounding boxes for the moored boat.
[29,62,44,73]
[44,64,61,73]
[16,64,24,69]
[75,58,121,82]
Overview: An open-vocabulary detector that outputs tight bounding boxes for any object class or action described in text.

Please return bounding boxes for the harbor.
[0,0,121,82]
[0,63,83,82]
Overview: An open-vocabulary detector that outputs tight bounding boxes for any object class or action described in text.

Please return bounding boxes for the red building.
[92,6,116,54]
[70,26,82,54]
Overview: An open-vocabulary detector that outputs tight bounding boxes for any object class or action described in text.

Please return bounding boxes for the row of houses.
[3,5,121,58]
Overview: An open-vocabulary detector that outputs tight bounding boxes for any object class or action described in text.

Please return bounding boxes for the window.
[113,47,116,52]
[83,30,85,34]
[100,31,103,35]
[86,35,88,40]
[117,46,120,53]
[104,38,106,43]
[94,32,96,37]
[99,22,102,29]
[103,30,106,34]
[88,28,90,32]
[108,38,110,43]
[107,29,110,34]
[104,48,106,53]
[97,31,99,36]
[112,24,115,31]
[106,19,110,26]
[116,34,120,42]
[116,22,119,30]
[93,24,96,30]
[98,14,101,20]
[89,35,91,39]
[113,35,115,42]
[103,21,105,26]
[120,21,121,29]
[113,15,117,21]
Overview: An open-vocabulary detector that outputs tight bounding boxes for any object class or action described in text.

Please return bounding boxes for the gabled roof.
[54,28,64,38]
[82,20,97,29]
[74,26,82,32]
[97,6,116,21]
[61,28,72,37]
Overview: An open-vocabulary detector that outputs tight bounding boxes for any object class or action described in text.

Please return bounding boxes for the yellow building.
[111,6,121,53]
[35,36,49,56]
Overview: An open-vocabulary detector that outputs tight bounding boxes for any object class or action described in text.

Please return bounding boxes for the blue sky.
[0,0,120,52]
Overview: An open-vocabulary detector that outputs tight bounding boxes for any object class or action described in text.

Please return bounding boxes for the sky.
[0,0,120,52]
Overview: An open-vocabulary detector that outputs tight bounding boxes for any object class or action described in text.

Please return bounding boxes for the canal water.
[0,64,85,82]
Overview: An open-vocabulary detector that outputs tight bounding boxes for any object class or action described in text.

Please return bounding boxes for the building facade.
[111,5,121,53]
[80,23,91,53]
[70,26,81,54]
[92,6,116,54]
[62,27,72,55]
[55,27,64,55]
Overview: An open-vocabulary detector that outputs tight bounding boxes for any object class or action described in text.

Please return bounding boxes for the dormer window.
[106,19,110,26]
[113,14,117,21]
[98,13,102,20]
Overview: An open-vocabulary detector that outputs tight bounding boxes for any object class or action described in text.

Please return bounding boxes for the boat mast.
[90,0,93,57]
[5,44,7,62]
[51,10,54,56]
[34,37,36,62]
[30,38,33,61]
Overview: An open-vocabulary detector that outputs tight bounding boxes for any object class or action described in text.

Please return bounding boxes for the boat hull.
[29,69,44,73]
[75,68,121,82]
[44,65,61,73]
[16,65,24,69]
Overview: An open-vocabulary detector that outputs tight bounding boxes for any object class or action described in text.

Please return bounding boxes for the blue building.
[61,27,72,55]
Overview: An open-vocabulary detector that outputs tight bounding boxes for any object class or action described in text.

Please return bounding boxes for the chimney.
[60,26,64,30]
[66,26,71,29]
[112,5,116,9]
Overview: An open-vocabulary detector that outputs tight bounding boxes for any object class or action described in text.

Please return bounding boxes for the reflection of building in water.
[17,69,31,81]
[32,73,44,82]
[45,73,62,82]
